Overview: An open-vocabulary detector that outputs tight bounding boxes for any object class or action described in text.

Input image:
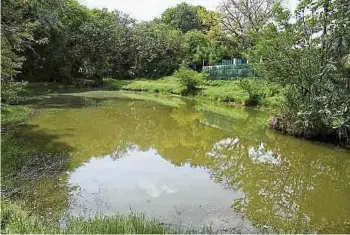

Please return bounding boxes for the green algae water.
[25,91,350,233]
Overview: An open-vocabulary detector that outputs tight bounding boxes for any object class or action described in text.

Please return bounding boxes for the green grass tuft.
[1,105,31,126]
[1,200,172,234]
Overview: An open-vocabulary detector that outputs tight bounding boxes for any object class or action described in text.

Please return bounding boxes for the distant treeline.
[1,0,244,83]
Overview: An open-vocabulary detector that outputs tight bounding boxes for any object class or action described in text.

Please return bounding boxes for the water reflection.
[68,146,254,233]
[248,143,281,165]
[208,137,350,233]
[27,94,350,233]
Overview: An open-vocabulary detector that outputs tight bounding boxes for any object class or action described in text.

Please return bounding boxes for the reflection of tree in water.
[107,104,229,167]
[109,141,138,160]
[32,97,350,233]
[207,137,350,233]
[37,97,266,169]
[87,101,349,233]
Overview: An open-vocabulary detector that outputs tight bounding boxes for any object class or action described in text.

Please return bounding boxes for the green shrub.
[1,80,28,105]
[174,66,207,95]
[238,79,264,106]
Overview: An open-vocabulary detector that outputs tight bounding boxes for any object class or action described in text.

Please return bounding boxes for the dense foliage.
[1,80,27,105]
[1,0,238,85]
[130,22,183,78]
[248,0,350,146]
[160,2,206,33]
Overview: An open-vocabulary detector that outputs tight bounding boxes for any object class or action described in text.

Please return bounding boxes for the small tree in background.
[174,66,208,95]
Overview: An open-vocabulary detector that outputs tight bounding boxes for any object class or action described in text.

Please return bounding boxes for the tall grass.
[1,105,31,126]
[67,214,171,234]
[1,200,172,234]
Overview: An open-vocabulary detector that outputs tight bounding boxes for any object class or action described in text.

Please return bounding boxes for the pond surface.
[26,91,350,233]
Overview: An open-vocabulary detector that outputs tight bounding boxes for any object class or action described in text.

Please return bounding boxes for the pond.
[25,91,350,233]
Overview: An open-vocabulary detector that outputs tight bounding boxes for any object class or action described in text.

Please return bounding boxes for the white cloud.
[288,0,298,12]
[79,0,299,21]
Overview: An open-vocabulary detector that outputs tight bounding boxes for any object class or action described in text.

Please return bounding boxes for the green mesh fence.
[202,64,254,80]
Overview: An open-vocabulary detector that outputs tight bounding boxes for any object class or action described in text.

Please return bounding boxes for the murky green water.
[26,91,350,233]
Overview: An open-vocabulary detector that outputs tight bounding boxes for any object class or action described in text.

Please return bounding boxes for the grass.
[67,214,171,234]
[103,76,182,94]
[23,77,283,108]
[1,105,31,125]
[103,77,283,108]
[1,200,171,234]
[200,80,248,103]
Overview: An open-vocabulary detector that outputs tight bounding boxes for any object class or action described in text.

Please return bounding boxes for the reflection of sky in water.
[68,147,255,232]
[29,95,350,233]
[248,142,281,165]
[207,138,240,158]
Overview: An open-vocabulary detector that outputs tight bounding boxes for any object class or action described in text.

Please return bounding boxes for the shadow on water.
[24,95,104,110]
[24,82,122,110]
[1,122,75,216]
[25,83,96,97]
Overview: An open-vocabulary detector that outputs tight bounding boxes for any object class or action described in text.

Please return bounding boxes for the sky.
[79,0,299,21]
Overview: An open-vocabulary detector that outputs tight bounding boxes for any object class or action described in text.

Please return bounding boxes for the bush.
[238,79,264,106]
[1,80,28,105]
[269,85,350,147]
[174,66,207,95]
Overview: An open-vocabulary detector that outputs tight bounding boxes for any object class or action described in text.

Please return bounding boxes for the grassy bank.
[103,77,284,108]
[22,77,283,109]
[1,200,171,234]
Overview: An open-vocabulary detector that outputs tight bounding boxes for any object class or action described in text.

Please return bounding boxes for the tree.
[72,9,134,83]
[1,0,60,80]
[331,0,350,82]
[19,0,92,83]
[182,8,240,69]
[219,0,282,50]
[248,0,350,146]
[182,30,209,69]
[20,1,135,84]
[1,0,61,103]
[130,22,183,78]
[161,2,206,33]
